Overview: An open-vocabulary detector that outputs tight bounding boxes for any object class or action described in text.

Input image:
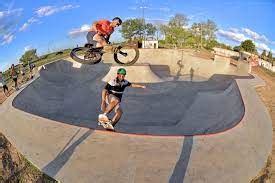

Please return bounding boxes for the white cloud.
[242,28,269,43]
[19,23,29,32]
[19,17,39,32]
[217,29,248,43]
[1,33,15,45]
[35,6,55,17]
[217,28,275,54]
[0,8,23,36]
[24,45,32,51]
[228,28,239,33]
[129,6,170,12]
[68,24,90,37]
[0,8,23,19]
[35,4,80,17]
[254,42,270,51]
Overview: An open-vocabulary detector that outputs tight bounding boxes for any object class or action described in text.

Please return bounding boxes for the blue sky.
[0,0,274,70]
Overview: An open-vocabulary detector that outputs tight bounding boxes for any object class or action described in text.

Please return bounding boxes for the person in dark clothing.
[98,68,146,131]
[0,71,9,96]
[10,64,19,90]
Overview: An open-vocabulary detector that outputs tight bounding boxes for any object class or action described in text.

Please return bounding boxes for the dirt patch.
[251,66,275,182]
[0,133,57,182]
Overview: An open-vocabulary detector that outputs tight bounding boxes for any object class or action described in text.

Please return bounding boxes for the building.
[142,37,158,49]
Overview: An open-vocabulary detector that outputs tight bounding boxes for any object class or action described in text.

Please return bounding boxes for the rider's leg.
[86,31,97,46]
[93,34,107,47]
[93,34,114,52]
[112,108,123,126]
[104,98,119,114]
[101,89,108,112]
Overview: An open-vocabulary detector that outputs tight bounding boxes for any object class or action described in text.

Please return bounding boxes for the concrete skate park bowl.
[2,49,272,182]
[13,52,246,136]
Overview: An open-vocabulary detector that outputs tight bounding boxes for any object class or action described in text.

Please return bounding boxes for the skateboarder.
[10,64,19,90]
[98,68,146,131]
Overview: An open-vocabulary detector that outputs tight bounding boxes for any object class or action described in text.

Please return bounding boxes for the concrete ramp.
[102,63,163,83]
[12,60,245,136]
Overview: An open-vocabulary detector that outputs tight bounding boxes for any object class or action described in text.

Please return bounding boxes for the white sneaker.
[98,114,109,123]
[98,121,108,128]
[105,121,115,131]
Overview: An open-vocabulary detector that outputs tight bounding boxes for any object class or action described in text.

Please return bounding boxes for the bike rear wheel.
[113,46,139,66]
[70,47,102,65]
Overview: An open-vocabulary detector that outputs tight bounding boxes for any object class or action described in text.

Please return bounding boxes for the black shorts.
[13,78,17,82]
[86,31,98,47]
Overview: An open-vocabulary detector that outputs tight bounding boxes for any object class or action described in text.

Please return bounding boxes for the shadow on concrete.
[150,64,171,78]
[169,137,193,183]
[42,129,94,177]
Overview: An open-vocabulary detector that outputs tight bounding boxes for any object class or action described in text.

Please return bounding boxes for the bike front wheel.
[113,46,139,66]
[70,47,102,65]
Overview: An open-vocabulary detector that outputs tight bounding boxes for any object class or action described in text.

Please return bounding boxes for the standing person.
[10,64,19,90]
[0,71,9,96]
[87,17,122,49]
[98,68,146,131]
[29,62,35,79]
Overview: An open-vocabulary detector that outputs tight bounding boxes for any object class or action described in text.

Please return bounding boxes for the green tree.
[19,49,39,65]
[203,20,217,43]
[190,20,217,49]
[205,39,218,50]
[120,19,143,40]
[144,23,157,36]
[120,18,157,40]
[190,22,202,48]
[261,50,267,59]
[233,46,241,52]
[240,40,256,53]
[168,13,188,28]
[160,14,190,48]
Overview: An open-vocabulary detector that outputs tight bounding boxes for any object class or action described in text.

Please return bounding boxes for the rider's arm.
[131,84,146,89]
[91,21,99,32]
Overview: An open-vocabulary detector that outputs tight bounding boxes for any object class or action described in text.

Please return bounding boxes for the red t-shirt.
[94,20,114,36]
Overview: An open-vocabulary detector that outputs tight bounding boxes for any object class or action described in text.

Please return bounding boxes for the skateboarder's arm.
[102,89,109,102]
[131,84,146,89]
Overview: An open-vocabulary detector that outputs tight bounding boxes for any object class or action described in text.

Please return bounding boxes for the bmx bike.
[70,43,139,66]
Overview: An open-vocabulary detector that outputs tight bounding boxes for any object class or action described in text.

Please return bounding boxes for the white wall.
[259,59,275,72]
[142,40,158,49]
[213,47,239,58]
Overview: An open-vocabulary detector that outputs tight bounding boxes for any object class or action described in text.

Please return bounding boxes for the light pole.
[200,23,202,49]
[140,5,147,42]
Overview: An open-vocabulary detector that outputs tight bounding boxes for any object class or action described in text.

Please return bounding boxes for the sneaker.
[98,121,108,128]
[98,114,109,123]
[105,121,115,131]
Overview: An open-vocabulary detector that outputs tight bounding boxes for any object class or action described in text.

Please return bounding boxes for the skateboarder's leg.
[104,95,119,114]
[112,108,123,127]
[99,94,119,123]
